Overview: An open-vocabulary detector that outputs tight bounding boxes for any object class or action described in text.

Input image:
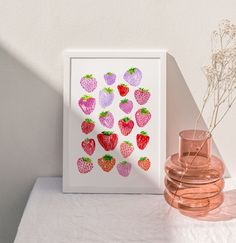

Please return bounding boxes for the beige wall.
[0,1,236,242]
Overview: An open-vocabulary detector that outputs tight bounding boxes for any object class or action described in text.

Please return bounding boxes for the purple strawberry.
[134,88,151,105]
[117,161,132,177]
[104,72,116,85]
[99,87,114,108]
[135,108,151,127]
[123,67,142,86]
[99,111,114,128]
[77,157,93,174]
[80,74,97,92]
[119,99,133,114]
[78,95,96,114]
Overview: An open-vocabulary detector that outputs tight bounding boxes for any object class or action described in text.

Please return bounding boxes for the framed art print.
[63,50,166,194]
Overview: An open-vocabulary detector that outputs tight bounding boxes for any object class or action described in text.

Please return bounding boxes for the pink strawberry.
[135,108,151,127]
[118,117,134,136]
[99,111,114,128]
[78,95,96,114]
[77,157,93,174]
[134,88,150,105]
[117,161,132,177]
[119,99,133,114]
[81,138,95,155]
[80,74,97,92]
[120,141,134,158]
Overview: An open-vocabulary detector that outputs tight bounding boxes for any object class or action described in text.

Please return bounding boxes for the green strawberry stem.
[120,98,129,103]
[102,131,113,136]
[121,160,127,165]
[139,157,147,161]
[83,74,93,79]
[141,108,150,114]
[103,87,113,93]
[85,118,95,124]
[103,154,113,160]
[124,141,133,146]
[82,95,92,100]
[119,83,127,87]
[139,87,149,92]
[99,111,109,117]
[122,117,130,122]
[140,131,148,136]
[82,157,92,163]
[106,72,113,75]
[128,67,136,74]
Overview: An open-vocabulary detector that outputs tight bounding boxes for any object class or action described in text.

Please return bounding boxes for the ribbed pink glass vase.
[164,130,225,216]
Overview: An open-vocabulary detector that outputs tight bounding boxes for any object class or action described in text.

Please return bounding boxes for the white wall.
[0,0,236,242]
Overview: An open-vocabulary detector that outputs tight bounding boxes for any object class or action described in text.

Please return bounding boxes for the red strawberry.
[117,84,129,96]
[138,157,151,171]
[97,131,118,151]
[77,157,93,174]
[134,88,151,105]
[118,117,134,136]
[135,108,151,127]
[81,138,95,155]
[81,118,95,134]
[120,141,134,158]
[98,154,116,172]
[136,131,150,150]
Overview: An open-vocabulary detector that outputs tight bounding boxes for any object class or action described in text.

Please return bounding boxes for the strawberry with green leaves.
[135,108,151,127]
[78,95,96,114]
[97,131,118,151]
[81,118,95,134]
[98,154,116,172]
[99,87,114,108]
[138,157,151,171]
[117,161,132,177]
[77,157,94,174]
[80,74,97,92]
[81,138,95,155]
[117,84,129,96]
[120,141,134,158]
[119,99,133,114]
[118,117,134,136]
[99,111,114,128]
[134,88,151,105]
[136,131,150,150]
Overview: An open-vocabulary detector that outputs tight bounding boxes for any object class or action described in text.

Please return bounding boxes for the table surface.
[14,177,236,243]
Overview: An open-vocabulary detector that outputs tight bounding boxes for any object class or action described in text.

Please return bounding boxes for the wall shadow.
[0,46,62,243]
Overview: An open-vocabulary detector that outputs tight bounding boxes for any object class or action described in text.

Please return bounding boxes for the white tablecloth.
[14,177,236,243]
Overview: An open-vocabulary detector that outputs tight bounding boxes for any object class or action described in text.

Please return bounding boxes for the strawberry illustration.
[119,99,133,114]
[104,72,116,85]
[118,117,134,136]
[135,108,151,127]
[81,118,95,134]
[120,141,134,158]
[134,88,151,105]
[78,95,96,114]
[81,138,95,155]
[98,154,116,172]
[99,111,114,128]
[97,131,118,151]
[123,67,142,86]
[99,87,114,108]
[80,74,97,92]
[77,157,93,174]
[117,84,129,96]
[117,161,132,177]
[138,157,151,171]
[136,131,150,150]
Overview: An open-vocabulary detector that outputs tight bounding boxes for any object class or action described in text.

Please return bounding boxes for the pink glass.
[164,130,225,216]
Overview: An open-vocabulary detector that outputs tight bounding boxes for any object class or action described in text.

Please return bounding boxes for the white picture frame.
[63,50,166,194]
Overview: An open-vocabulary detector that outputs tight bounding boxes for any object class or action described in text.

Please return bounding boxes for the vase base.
[164,190,224,217]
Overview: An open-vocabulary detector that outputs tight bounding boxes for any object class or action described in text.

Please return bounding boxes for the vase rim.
[179,129,211,141]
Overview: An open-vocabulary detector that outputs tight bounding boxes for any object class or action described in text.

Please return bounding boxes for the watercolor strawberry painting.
[76,65,156,183]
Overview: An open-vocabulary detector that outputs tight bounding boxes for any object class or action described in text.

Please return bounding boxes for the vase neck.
[179,130,212,161]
